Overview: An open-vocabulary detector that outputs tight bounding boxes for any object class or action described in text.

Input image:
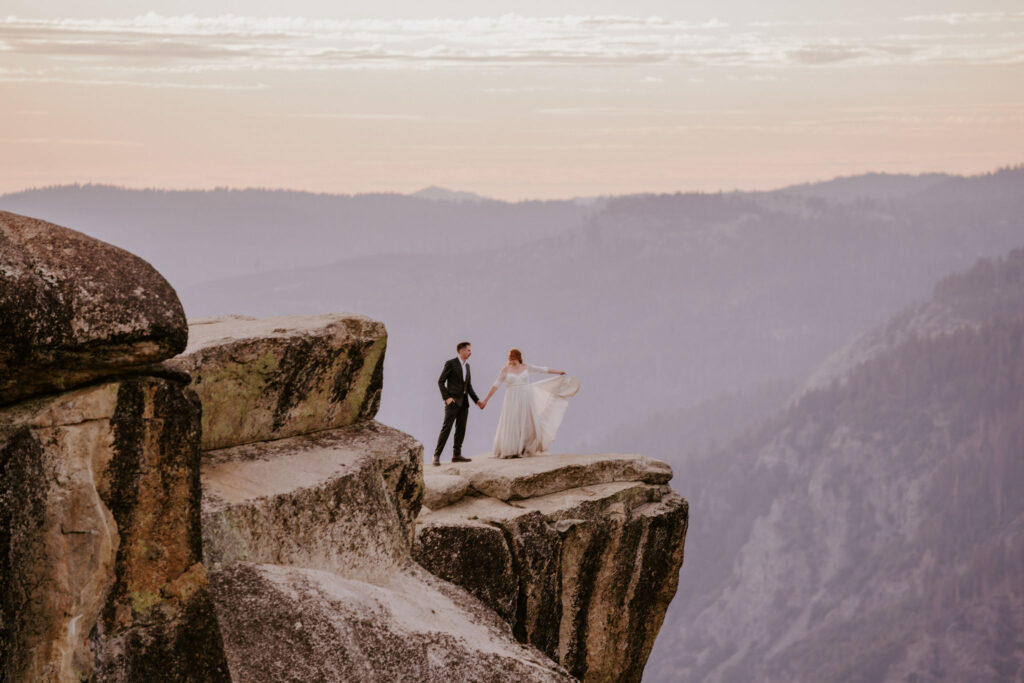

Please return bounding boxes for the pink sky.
[1,2,1022,199]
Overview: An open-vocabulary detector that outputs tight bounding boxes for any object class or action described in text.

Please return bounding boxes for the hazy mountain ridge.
[0,185,592,289]
[126,168,1024,462]
[410,186,489,203]
[3,167,1018,293]
[769,171,953,203]
[797,246,1024,398]
[644,248,1024,682]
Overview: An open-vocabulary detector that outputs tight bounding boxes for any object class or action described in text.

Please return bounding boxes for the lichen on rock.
[0,377,229,682]
[165,314,387,450]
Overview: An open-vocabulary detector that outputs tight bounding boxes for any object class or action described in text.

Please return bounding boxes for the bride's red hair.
[508,348,523,363]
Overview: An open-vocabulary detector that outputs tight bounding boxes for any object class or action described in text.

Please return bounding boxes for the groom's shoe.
[452,455,472,463]
[432,456,440,467]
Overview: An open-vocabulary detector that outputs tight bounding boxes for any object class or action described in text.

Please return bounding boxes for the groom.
[433,341,483,466]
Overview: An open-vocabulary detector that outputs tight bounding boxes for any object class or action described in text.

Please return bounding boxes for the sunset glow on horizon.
[1,0,1022,200]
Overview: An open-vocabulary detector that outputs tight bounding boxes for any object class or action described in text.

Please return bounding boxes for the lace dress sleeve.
[492,368,507,389]
[526,364,550,374]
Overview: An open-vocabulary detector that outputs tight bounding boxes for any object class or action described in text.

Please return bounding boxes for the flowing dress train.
[491,365,580,458]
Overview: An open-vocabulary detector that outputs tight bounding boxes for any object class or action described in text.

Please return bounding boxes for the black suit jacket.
[438,358,479,407]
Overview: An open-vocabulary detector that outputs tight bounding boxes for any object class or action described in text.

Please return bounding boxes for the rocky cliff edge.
[416,455,688,682]
[0,211,688,682]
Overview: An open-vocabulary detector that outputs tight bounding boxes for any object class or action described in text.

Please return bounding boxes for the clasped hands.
[445,397,487,410]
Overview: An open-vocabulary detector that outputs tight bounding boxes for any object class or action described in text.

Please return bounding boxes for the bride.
[480,348,580,458]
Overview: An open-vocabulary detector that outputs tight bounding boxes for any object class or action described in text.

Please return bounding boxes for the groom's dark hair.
[457,341,471,352]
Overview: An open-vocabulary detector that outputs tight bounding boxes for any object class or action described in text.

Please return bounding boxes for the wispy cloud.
[0,12,1021,86]
[902,12,1024,25]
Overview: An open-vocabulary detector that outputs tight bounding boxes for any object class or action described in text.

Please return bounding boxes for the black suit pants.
[434,398,469,460]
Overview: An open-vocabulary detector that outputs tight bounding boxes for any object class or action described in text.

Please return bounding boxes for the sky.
[1,1,1022,199]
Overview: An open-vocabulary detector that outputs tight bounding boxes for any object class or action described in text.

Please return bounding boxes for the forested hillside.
[645,248,1024,682]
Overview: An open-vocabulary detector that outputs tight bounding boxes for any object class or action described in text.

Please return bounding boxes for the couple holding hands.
[432,342,580,466]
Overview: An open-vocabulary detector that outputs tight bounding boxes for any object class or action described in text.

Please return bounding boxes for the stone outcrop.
[0,378,228,682]
[414,454,688,682]
[2,210,688,682]
[200,436,572,681]
[0,213,227,682]
[164,314,386,450]
[183,316,574,681]
[0,211,187,406]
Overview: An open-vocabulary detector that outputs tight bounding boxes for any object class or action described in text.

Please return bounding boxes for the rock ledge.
[430,452,673,504]
[165,314,386,450]
[415,452,688,682]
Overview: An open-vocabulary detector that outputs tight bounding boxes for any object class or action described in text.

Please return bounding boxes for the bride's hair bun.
[508,348,523,363]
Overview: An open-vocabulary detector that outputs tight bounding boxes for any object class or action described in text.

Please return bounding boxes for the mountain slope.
[645,248,1024,682]
[798,246,1024,397]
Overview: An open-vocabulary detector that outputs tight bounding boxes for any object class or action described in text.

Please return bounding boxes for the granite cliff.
[0,211,688,682]
[0,212,228,681]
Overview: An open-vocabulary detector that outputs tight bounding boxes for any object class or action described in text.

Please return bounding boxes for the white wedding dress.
[491,364,580,458]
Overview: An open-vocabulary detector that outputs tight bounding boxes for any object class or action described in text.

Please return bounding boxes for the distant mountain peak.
[409,186,488,203]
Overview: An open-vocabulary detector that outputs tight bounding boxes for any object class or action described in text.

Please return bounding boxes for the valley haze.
[3,164,1023,681]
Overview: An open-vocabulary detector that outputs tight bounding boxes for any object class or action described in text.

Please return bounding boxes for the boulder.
[165,314,386,450]
[0,211,187,405]
[201,421,423,579]
[422,471,471,510]
[0,377,229,682]
[443,453,673,501]
[414,454,688,682]
[208,562,572,682]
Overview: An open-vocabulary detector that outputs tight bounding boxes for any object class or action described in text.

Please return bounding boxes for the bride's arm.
[480,369,504,409]
[480,385,498,408]
[527,363,565,375]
